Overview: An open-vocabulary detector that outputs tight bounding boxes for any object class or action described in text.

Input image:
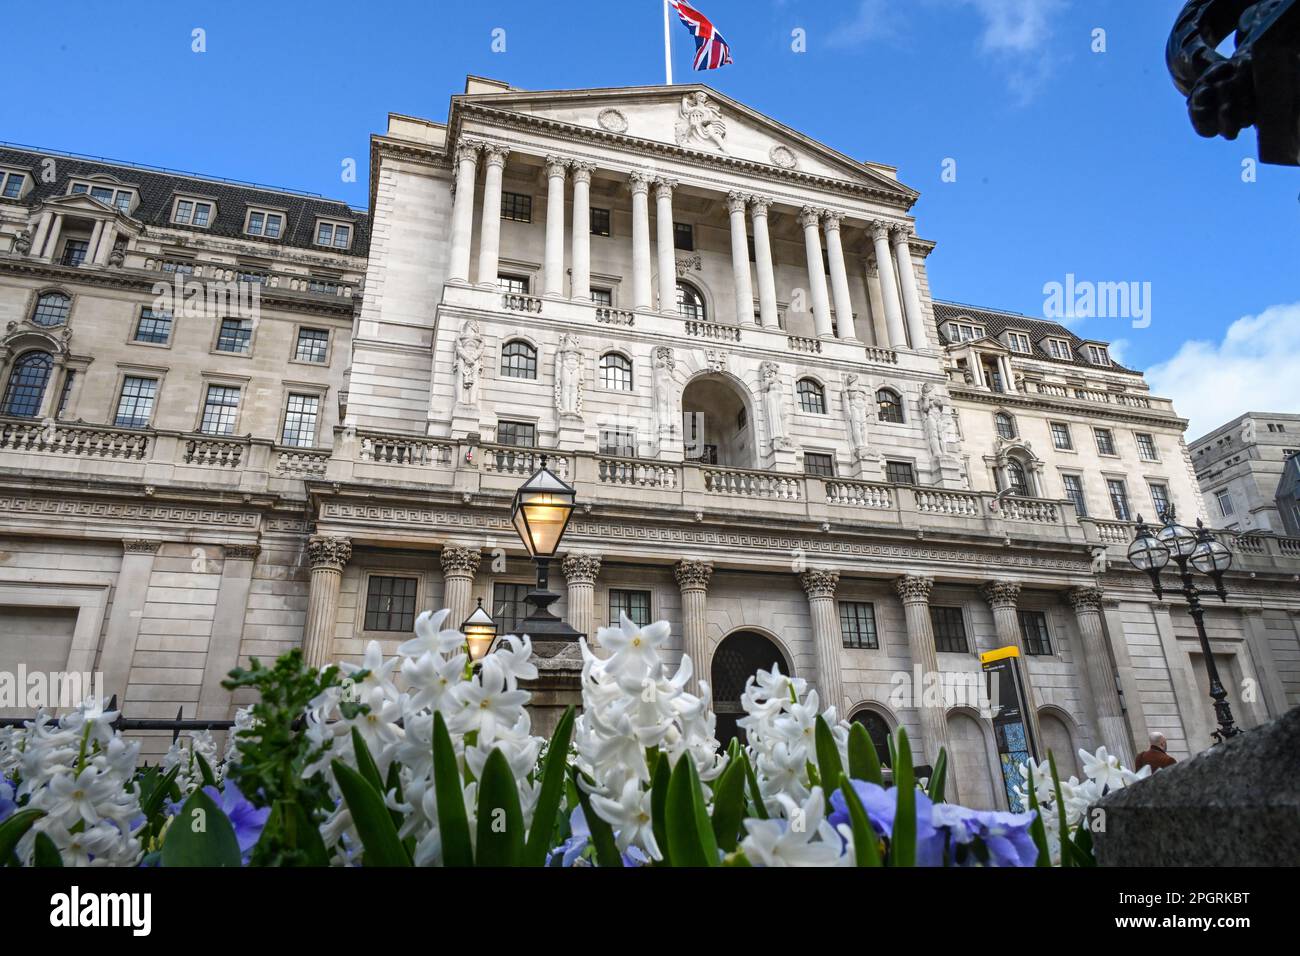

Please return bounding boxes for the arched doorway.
[849,708,892,767]
[1037,709,1080,779]
[711,630,790,748]
[681,373,754,468]
[947,711,998,809]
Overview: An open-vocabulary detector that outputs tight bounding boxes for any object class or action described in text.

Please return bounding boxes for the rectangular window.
[173,199,213,227]
[1050,422,1073,450]
[929,606,968,654]
[246,210,285,238]
[114,376,157,429]
[294,327,329,363]
[499,274,530,295]
[316,221,351,249]
[60,240,88,267]
[1018,610,1052,656]
[1094,428,1116,456]
[804,453,835,478]
[1087,344,1111,366]
[113,192,132,214]
[199,385,241,435]
[134,308,173,344]
[90,186,114,206]
[838,601,878,650]
[1135,433,1159,461]
[591,288,613,307]
[500,191,532,222]
[1006,332,1031,353]
[307,277,339,294]
[1107,479,1131,521]
[599,428,636,459]
[493,582,531,635]
[281,393,320,448]
[215,318,253,353]
[590,207,610,236]
[1062,474,1088,517]
[1215,490,1235,517]
[885,460,916,485]
[1047,338,1072,360]
[364,576,417,632]
[236,271,267,286]
[609,588,651,627]
[673,222,694,251]
[161,259,194,275]
[1149,482,1171,518]
[1,172,24,199]
[497,420,536,448]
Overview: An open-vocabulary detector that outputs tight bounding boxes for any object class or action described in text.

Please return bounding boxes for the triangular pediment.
[453,84,916,202]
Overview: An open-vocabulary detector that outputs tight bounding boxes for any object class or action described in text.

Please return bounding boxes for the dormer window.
[315,219,352,250]
[245,209,285,239]
[1005,331,1032,354]
[172,197,214,228]
[947,322,984,343]
[1086,344,1111,366]
[1046,338,1073,360]
[1,171,27,200]
[69,180,134,214]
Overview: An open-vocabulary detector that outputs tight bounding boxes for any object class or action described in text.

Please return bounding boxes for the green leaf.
[432,711,473,867]
[32,831,63,867]
[524,706,575,867]
[161,789,242,867]
[650,756,672,866]
[571,767,623,867]
[350,727,385,794]
[330,760,410,867]
[928,748,948,804]
[742,750,768,820]
[710,757,748,853]
[1071,820,1097,867]
[1047,750,1071,868]
[475,748,526,866]
[260,799,330,867]
[814,716,844,811]
[194,750,217,790]
[665,754,719,867]
[847,721,883,785]
[0,808,45,864]
[140,765,182,827]
[889,728,916,867]
[838,773,883,867]
[1024,762,1052,867]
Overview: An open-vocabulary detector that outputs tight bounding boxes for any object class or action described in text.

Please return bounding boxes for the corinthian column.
[474,144,509,287]
[543,156,568,297]
[981,580,1044,754]
[750,197,779,329]
[654,179,678,313]
[674,559,713,692]
[447,142,480,285]
[570,161,594,301]
[870,221,907,348]
[799,207,834,338]
[822,214,858,341]
[727,191,754,325]
[629,172,653,310]
[303,535,352,669]
[895,574,950,767]
[562,553,602,641]
[800,568,845,717]
[440,545,482,630]
[891,225,928,350]
[1066,586,1134,765]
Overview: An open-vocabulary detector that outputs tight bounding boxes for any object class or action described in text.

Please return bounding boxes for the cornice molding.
[948,385,1186,429]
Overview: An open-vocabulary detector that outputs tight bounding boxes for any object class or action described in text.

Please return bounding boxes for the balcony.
[136,256,358,300]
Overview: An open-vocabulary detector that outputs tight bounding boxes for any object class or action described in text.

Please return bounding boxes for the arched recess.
[945,707,1000,810]
[1037,706,1082,779]
[711,628,791,749]
[847,703,896,767]
[992,439,1044,497]
[681,370,757,468]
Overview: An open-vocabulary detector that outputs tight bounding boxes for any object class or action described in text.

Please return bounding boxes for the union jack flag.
[669,1,734,71]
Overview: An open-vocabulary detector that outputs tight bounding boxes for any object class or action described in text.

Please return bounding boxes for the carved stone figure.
[921,382,957,461]
[555,333,583,418]
[843,373,872,457]
[453,320,484,407]
[760,361,792,450]
[13,229,31,255]
[653,346,677,438]
[675,91,728,152]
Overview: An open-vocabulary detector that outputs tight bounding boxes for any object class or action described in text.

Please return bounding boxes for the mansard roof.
[933,301,1141,376]
[0,145,369,256]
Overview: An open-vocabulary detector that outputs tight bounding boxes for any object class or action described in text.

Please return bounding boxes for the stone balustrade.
[595,307,635,326]
[824,478,894,509]
[862,346,899,365]
[787,334,822,354]
[915,488,982,517]
[0,419,150,460]
[596,456,679,489]
[502,292,544,313]
[276,447,330,477]
[138,258,356,298]
[1093,519,1133,544]
[685,320,742,342]
[998,496,1060,523]
[703,465,802,500]
[358,433,455,467]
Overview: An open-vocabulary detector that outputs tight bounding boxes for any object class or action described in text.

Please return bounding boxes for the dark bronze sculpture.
[1167,0,1300,165]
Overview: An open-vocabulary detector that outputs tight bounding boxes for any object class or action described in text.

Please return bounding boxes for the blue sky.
[2,0,1295,436]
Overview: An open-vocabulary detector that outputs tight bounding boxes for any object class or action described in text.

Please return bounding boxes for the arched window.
[796,378,826,414]
[500,340,537,379]
[600,352,632,391]
[676,281,705,322]
[850,710,892,768]
[876,388,904,423]
[31,292,71,328]
[1006,460,1030,497]
[2,351,53,418]
[994,411,1016,440]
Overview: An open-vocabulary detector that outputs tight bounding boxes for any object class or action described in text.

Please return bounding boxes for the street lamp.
[509,456,582,641]
[461,597,498,664]
[1126,506,1241,743]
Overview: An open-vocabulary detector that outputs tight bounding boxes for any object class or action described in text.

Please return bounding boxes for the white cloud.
[1145,301,1300,441]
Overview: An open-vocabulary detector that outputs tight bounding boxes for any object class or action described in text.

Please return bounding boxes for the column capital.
[481,143,510,167]
[628,170,652,194]
[544,155,570,178]
[570,161,594,184]
[653,177,678,199]
[726,190,748,214]
[821,211,844,233]
[1065,584,1106,613]
[223,543,261,561]
[674,558,713,592]
[562,552,602,585]
[889,223,914,244]
[799,568,840,599]
[981,580,1022,610]
[895,574,934,605]
[439,545,482,578]
[869,219,893,241]
[798,206,823,229]
[748,194,774,215]
[122,538,162,555]
[308,535,352,572]
[454,140,482,165]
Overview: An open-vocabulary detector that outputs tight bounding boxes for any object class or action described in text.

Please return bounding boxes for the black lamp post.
[509,456,582,641]
[1126,506,1242,743]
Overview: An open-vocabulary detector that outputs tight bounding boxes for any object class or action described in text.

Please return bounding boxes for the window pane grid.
[364,576,418,632]
[114,376,157,429]
[600,353,632,390]
[885,461,915,485]
[797,379,826,414]
[3,351,53,417]
[216,318,253,353]
[135,308,173,344]
[281,394,320,448]
[496,420,536,448]
[804,453,835,478]
[500,341,537,378]
[1107,479,1131,521]
[1062,474,1087,517]
[929,606,968,653]
[609,589,651,627]
[32,293,71,327]
[839,601,878,649]
[877,389,903,423]
[200,385,240,435]
[494,582,532,635]
[294,328,329,363]
[501,192,532,222]
[1018,610,1052,656]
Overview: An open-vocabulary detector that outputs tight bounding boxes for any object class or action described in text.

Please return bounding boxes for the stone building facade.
[1,77,1297,809]
[1191,411,1300,535]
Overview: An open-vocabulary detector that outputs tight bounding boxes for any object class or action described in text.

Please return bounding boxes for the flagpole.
[663,0,673,85]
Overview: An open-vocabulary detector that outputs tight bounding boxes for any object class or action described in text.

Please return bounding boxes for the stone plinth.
[522,639,584,740]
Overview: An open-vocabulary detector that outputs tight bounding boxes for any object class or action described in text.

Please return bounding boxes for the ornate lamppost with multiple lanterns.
[1126,506,1241,743]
